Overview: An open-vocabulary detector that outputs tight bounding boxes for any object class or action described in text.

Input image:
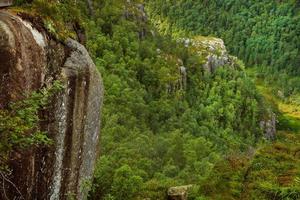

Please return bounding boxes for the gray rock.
[260,111,276,140]
[49,39,103,200]
[179,66,187,90]
[179,36,236,73]
[0,0,13,7]
[167,185,192,200]
[193,37,235,73]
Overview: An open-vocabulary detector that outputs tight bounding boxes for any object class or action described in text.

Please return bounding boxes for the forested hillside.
[146,0,300,107]
[146,1,300,199]
[147,0,300,74]
[85,1,266,199]
[1,0,300,200]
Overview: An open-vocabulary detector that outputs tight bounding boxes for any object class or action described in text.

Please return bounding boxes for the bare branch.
[0,171,25,200]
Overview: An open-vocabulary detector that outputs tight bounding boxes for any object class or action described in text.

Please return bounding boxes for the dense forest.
[147,0,300,73]
[1,0,300,200]
[86,1,265,199]
[147,0,300,100]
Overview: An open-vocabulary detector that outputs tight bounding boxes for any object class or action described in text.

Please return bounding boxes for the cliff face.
[184,36,237,73]
[0,10,103,200]
[165,36,236,94]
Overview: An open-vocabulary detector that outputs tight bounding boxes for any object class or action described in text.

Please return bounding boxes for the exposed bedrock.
[0,10,103,200]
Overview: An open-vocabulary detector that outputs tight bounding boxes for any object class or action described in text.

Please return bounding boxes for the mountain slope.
[1,1,299,200]
[146,0,300,74]
[86,1,270,199]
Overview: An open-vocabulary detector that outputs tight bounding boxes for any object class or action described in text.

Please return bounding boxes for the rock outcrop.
[0,10,103,200]
[164,36,236,94]
[183,36,237,73]
[260,110,276,140]
[167,185,192,200]
[124,1,148,39]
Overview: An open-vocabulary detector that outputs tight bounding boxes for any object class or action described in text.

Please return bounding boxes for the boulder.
[167,185,192,200]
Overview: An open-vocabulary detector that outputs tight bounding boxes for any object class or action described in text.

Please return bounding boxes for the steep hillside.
[147,0,300,74]
[1,1,298,200]
[146,1,300,199]
[198,71,300,199]
[147,0,300,101]
[84,1,272,200]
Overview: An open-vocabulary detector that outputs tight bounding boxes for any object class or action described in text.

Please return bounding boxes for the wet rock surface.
[0,10,103,200]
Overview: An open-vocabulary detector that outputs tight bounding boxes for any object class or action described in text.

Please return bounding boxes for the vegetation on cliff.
[0,81,62,171]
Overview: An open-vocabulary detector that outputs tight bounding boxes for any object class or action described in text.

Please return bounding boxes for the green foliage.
[13,0,84,40]
[199,68,300,200]
[260,183,300,200]
[11,1,299,199]
[111,165,143,200]
[83,1,264,199]
[146,0,300,75]
[147,0,300,97]
[0,81,63,172]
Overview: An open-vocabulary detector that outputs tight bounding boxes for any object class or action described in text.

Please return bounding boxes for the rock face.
[165,36,235,94]
[124,1,148,39]
[260,111,276,140]
[0,10,103,200]
[0,0,13,8]
[183,36,237,73]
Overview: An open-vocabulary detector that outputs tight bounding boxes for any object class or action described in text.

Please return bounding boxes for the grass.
[247,67,300,133]
[235,68,300,199]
